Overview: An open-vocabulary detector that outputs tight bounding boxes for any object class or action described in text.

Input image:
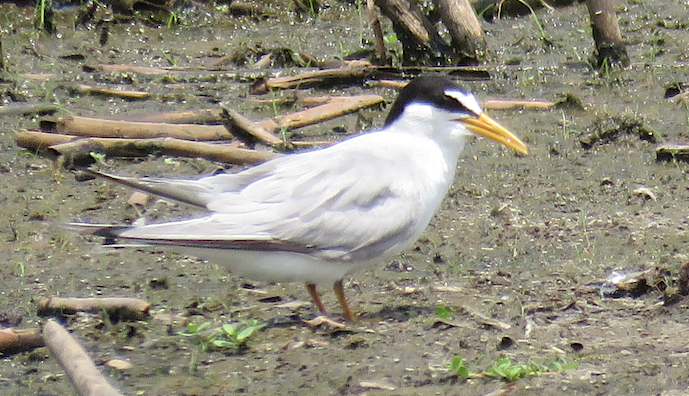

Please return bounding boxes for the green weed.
[179,320,266,351]
[449,355,579,382]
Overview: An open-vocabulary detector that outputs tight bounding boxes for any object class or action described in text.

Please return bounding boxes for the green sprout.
[449,355,470,378]
[179,320,266,351]
[448,355,579,382]
[483,358,547,382]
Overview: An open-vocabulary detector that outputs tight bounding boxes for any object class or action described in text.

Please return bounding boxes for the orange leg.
[333,279,357,322]
[305,283,328,316]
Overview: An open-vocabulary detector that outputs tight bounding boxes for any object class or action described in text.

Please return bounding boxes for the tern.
[70,75,528,322]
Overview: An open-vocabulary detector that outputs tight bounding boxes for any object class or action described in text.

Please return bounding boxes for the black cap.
[384,75,476,126]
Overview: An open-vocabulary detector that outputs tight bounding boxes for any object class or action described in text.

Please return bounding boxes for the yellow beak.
[460,113,528,155]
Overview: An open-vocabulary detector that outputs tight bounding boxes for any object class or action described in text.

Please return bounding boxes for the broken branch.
[43,319,123,396]
[0,327,44,354]
[38,297,152,321]
[45,115,233,141]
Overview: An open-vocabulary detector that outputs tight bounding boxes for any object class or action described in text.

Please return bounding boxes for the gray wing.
[111,147,428,262]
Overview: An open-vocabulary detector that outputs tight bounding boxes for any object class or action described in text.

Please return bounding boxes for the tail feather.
[80,169,212,208]
[62,222,131,238]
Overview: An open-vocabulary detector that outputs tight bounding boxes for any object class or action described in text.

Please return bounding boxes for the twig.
[72,84,152,100]
[89,63,176,75]
[45,115,233,140]
[43,319,123,396]
[483,99,555,110]
[222,107,283,146]
[0,327,44,354]
[250,67,377,94]
[16,131,275,166]
[38,297,151,321]
[0,103,59,117]
[258,95,385,132]
[106,109,223,124]
[16,130,79,149]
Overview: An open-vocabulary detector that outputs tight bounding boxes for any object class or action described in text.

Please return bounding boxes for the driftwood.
[0,102,59,117]
[0,327,44,354]
[18,73,58,82]
[43,319,123,396]
[38,297,152,321]
[44,115,233,141]
[250,67,377,94]
[585,0,629,68]
[14,131,275,166]
[16,91,386,165]
[88,63,176,75]
[106,109,224,124]
[222,107,284,147]
[483,99,555,110]
[72,84,152,100]
[258,95,385,132]
[16,130,76,149]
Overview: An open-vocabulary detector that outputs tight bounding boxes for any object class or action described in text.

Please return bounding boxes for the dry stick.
[585,0,630,67]
[258,95,385,132]
[72,84,152,100]
[49,115,233,140]
[16,131,274,165]
[18,73,57,82]
[93,63,176,75]
[483,99,555,110]
[0,102,59,117]
[43,319,123,396]
[16,130,79,149]
[38,297,151,319]
[367,0,388,61]
[106,108,224,124]
[436,0,487,61]
[250,67,377,94]
[0,328,44,354]
[50,136,275,165]
[222,107,283,146]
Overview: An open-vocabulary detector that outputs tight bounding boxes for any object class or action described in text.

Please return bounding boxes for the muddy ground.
[2,0,689,394]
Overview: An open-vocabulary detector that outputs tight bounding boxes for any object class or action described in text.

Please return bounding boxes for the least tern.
[70,75,527,322]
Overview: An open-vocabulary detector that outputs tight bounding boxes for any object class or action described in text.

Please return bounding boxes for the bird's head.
[384,76,528,155]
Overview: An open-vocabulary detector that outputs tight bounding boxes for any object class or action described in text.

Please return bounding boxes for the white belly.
[178,247,377,286]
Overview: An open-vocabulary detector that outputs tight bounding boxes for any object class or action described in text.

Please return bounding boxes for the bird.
[69,75,528,322]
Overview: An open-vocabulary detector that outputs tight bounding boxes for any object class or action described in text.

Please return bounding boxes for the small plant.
[89,152,108,166]
[14,262,25,277]
[449,355,470,378]
[435,306,454,320]
[448,355,579,382]
[550,357,579,373]
[34,0,56,33]
[179,320,265,351]
[383,33,397,45]
[483,358,547,382]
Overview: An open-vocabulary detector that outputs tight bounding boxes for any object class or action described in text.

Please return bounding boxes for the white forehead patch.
[445,89,483,116]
